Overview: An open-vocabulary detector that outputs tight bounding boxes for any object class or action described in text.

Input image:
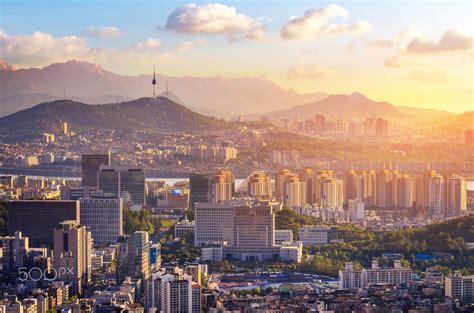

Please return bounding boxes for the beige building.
[53,220,92,295]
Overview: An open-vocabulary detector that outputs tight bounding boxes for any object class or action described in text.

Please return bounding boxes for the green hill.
[0,97,229,141]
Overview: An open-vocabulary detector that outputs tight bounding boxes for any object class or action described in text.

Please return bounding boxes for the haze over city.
[0,1,473,312]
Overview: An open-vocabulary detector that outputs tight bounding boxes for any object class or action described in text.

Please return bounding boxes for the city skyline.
[1,0,473,112]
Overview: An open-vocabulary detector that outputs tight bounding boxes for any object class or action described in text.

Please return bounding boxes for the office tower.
[147,266,201,313]
[284,175,307,207]
[344,171,357,206]
[209,170,234,203]
[319,177,343,209]
[445,175,467,217]
[53,220,92,295]
[428,174,444,217]
[275,168,292,199]
[230,204,275,258]
[348,199,365,221]
[1,231,29,279]
[194,202,235,246]
[98,165,145,207]
[363,117,377,136]
[127,231,150,282]
[314,114,325,133]
[189,173,210,209]
[80,197,123,245]
[81,152,110,187]
[445,272,474,304]
[247,172,272,199]
[8,200,80,246]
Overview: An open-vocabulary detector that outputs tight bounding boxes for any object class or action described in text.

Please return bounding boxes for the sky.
[0,0,473,112]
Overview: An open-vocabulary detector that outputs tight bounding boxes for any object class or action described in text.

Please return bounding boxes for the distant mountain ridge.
[0,97,229,141]
[0,59,328,118]
[248,92,452,120]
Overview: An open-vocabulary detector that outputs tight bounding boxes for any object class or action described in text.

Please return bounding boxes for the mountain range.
[0,60,327,118]
[0,97,228,142]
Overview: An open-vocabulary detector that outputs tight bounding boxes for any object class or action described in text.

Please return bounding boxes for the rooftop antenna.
[152,66,157,98]
[63,92,66,100]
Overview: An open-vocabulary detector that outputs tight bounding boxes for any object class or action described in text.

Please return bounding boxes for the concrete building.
[339,260,412,289]
[284,175,306,207]
[174,219,195,239]
[53,220,92,295]
[81,152,110,187]
[200,242,224,262]
[445,272,473,304]
[80,197,123,245]
[146,266,201,313]
[348,198,365,221]
[209,170,234,203]
[274,229,293,245]
[8,200,80,246]
[127,231,150,283]
[247,172,272,199]
[445,175,467,217]
[299,225,330,246]
[194,202,236,246]
[279,241,302,263]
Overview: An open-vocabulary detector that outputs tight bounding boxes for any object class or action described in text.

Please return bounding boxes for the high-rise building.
[194,202,235,246]
[146,266,201,313]
[275,168,292,199]
[299,168,316,205]
[445,272,473,304]
[79,197,123,245]
[284,174,306,207]
[348,199,365,221]
[247,172,272,199]
[396,174,416,209]
[319,177,343,209]
[376,169,397,208]
[98,165,145,207]
[314,114,325,133]
[81,152,110,187]
[445,175,467,217]
[53,220,92,295]
[127,231,150,282]
[209,170,234,203]
[189,173,210,209]
[8,200,80,246]
[428,174,444,218]
[1,231,29,279]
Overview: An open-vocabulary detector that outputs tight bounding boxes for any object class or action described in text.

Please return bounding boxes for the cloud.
[369,26,425,50]
[0,30,89,65]
[407,69,452,82]
[384,54,424,68]
[406,29,473,53]
[165,3,266,40]
[130,38,161,51]
[287,65,332,79]
[83,26,127,38]
[280,4,372,40]
[175,39,207,53]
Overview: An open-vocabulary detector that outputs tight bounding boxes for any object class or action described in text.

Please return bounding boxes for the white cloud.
[384,54,424,68]
[0,30,89,65]
[369,26,425,50]
[406,29,473,53]
[165,3,266,40]
[287,65,332,79]
[131,38,161,51]
[175,38,207,53]
[280,4,372,40]
[83,26,127,38]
